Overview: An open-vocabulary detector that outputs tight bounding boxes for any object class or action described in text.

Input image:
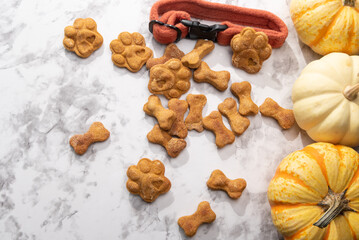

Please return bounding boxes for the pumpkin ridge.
[306,98,348,138]
[298,88,343,98]
[303,146,330,185]
[343,213,357,240]
[294,94,343,130]
[273,170,324,200]
[292,84,342,102]
[321,54,355,86]
[350,70,359,91]
[309,6,344,47]
[347,164,359,190]
[272,205,324,238]
[299,69,346,88]
[285,222,327,240]
[291,0,340,21]
[334,145,359,191]
[343,11,356,54]
[308,98,351,144]
[323,226,331,240]
[331,100,351,144]
[270,202,317,209]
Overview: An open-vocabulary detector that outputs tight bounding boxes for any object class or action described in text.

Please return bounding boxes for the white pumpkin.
[292,52,359,147]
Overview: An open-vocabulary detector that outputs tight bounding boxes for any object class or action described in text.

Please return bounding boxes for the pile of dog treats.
[65,18,295,237]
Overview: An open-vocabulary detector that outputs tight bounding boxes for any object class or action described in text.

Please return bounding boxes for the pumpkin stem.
[343,82,359,101]
[314,188,353,228]
[344,0,355,7]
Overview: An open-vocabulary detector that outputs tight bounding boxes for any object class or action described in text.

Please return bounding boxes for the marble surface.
[1,0,355,239]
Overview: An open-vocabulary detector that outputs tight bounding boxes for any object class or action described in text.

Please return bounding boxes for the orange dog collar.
[149,0,288,48]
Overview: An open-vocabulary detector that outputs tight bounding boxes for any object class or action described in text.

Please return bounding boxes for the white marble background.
[0,0,350,239]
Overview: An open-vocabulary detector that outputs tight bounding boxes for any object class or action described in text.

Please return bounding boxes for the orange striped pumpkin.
[290,0,359,55]
[268,142,359,239]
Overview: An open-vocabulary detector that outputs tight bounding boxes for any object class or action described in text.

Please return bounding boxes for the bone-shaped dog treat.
[126,158,171,203]
[168,99,188,139]
[193,61,230,91]
[143,95,176,131]
[178,201,216,237]
[230,81,258,116]
[218,98,250,136]
[259,97,295,130]
[207,170,247,199]
[146,43,185,69]
[203,111,235,148]
[69,122,110,155]
[185,94,207,132]
[181,39,215,69]
[147,124,187,158]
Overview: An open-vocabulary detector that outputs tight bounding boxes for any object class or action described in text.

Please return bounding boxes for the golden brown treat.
[148,59,191,99]
[126,158,171,203]
[147,124,187,158]
[146,43,185,69]
[110,32,153,72]
[178,201,216,237]
[259,98,295,130]
[168,99,188,139]
[218,98,250,136]
[230,27,272,74]
[207,170,247,199]
[69,122,110,155]
[185,94,207,132]
[63,18,103,58]
[143,95,176,131]
[181,39,215,69]
[203,111,235,148]
[230,81,258,116]
[193,61,230,91]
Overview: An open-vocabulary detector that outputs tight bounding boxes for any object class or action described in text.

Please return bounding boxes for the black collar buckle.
[180,20,228,42]
[149,20,182,42]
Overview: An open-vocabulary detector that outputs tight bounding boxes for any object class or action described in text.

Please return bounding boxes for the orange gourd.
[290,0,359,55]
[268,142,359,239]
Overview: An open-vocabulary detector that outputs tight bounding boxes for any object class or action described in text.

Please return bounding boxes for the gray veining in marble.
[0,0,357,239]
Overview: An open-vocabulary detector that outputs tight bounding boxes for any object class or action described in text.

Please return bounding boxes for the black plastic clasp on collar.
[149,20,182,42]
[180,20,228,42]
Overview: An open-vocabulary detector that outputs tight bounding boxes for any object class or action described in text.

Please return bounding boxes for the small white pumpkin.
[292,52,359,147]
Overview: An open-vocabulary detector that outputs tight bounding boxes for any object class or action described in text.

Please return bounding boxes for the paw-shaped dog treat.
[147,124,187,158]
[63,18,103,58]
[126,158,171,203]
[207,170,247,199]
[203,111,235,148]
[178,201,216,237]
[148,59,191,99]
[181,39,215,69]
[230,81,258,116]
[110,32,153,72]
[146,43,185,69]
[259,98,295,130]
[168,99,188,139]
[143,95,176,131]
[69,122,110,155]
[185,94,207,132]
[230,27,272,74]
[193,61,230,91]
[218,98,250,136]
